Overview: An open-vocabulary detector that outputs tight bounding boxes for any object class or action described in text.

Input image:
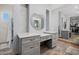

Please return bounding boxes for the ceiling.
[61,4,79,17]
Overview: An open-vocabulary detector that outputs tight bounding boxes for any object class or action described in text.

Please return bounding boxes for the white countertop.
[17,32,52,38]
[44,31,58,34]
[17,33,40,38]
[39,33,51,37]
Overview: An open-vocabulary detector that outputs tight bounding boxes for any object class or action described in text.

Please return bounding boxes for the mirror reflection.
[31,14,44,30]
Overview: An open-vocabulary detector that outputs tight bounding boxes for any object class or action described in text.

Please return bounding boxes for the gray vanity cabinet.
[61,31,71,39]
[44,32,58,48]
[52,33,58,47]
[17,33,40,55]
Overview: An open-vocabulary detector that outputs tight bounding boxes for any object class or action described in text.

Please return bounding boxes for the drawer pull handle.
[30,47,34,49]
[30,39,35,41]
[30,39,33,41]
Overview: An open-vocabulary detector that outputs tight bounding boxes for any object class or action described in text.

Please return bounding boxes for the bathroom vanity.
[17,33,40,55]
[44,31,58,48]
[17,32,53,55]
[40,33,52,42]
[61,30,71,39]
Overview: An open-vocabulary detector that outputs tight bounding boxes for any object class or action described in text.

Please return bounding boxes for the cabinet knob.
[30,46,34,49]
[30,39,33,41]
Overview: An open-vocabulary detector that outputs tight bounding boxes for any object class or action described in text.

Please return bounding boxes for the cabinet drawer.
[40,35,52,42]
[52,38,57,42]
[22,47,40,55]
[22,41,40,53]
[48,35,52,39]
[52,39,57,45]
[53,38,57,40]
[22,36,40,44]
[53,35,58,39]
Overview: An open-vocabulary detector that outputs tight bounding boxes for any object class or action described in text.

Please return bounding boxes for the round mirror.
[31,14,44,30]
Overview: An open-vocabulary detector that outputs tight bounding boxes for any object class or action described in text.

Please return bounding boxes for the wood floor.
[41,40,68,55]
[41,34,79,55]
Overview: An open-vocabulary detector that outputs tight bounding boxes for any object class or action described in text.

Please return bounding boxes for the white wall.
[13,4,71,36]
[66,17,70,31]
[13,5,27,49]
[70,16,79,25]
[29,4,65,33]
[13,5,27,36]
[60,12,70,31]
[49,5,71,35]
[49,10,59,33]
[29,4,52,33]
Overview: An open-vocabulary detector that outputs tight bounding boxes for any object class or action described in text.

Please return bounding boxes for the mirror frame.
[31,13,44,30]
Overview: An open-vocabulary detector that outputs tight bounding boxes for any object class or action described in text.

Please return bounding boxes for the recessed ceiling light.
[74,5,79,12]
[75,6,78,9]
